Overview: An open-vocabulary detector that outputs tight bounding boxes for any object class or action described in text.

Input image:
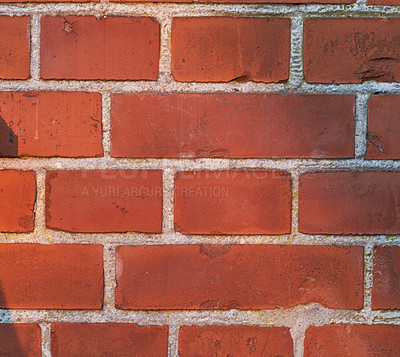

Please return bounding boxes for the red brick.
[171,17,290,83]
[115,245,363,310]
[0,92,102,157]
[304,18,400,83]
[0,244,103,309]
[0,16,30,79]
[46,170,162,233]
[299,172,400,234]
[179,326,293,357]
[367,0,400,4]
[0,170,36,233]
[51,324,168,357]
[305,324,400,356]
[111,94,354,159]
[372,246,400,309]
[41,16,159,80]
[174,171,291,234]
[366,96,400,160]
[0,324,41,356]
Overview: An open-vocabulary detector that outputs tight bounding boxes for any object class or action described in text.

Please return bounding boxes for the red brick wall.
[0,0,399,355]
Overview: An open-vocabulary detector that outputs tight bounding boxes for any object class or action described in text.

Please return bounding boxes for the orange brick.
[51,324,168,357]
[304,18,400,83]
[179,326,293,356]
[41,16,159,80]
[299,172,400,234]
[0,16,30,79]
[171,17,290,83]
[0,92,102,157]
[0,170,36,233]
[305,324,400,356]
[46,170,162,233]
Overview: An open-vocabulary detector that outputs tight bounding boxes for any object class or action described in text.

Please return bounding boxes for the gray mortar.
[0,2,399,356]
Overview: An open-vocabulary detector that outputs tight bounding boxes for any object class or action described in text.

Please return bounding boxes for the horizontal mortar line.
[0,233,398,246]
[0,158,400,170]
[1,80,400,94]
[0,306,399,325]
[0,3,400,16]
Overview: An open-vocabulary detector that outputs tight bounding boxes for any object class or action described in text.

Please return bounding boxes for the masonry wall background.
[0,0,400,355]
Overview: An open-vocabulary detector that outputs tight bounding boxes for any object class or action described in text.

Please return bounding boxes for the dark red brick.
[366,96,400,159]
[372,246,400,309]
[111,93,354,159]
[115,245,363,310]
[0,244,103,309]
[0,324,41,356]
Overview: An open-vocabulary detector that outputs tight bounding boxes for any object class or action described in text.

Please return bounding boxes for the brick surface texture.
[0,0,398,355]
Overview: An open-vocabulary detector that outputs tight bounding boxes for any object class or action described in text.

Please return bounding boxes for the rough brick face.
[305,324,400,356]
[0,324,41,356]
[115,245,363,310]
[299,172,400,234]
[366,96,400,160]
[0,16,30,79]
[174,171,291,234]
[304,18,400,83]
[51,324,169,357]
[0,170,36,233]
[0,244,103,309]
[171,17,290,83]
[0,92,102,157]
[41,16,159,80]
[113,0,353,3]
[46,170,162,233]
[111,93,355,159]
[372,246,400,309]
[179,326,293,356]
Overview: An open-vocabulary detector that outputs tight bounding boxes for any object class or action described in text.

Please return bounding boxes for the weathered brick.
[51,324,168,357]
[366,96,400,159]
[174,171,291,234]
[304,18,400,83]
[305,324,400,356]
[299,172,400,234]
[111,93,354,159]
[171,17,290,83]
[0,324,41,356]
[0,16,30,79]
[179,326,293,356]
[0,92,102,157]
[115,245,364,310]
[46,170,162,233]
[372,246,400,309]
[41,16,159,80]
[0,170,36,233]
[0,244,103,309]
